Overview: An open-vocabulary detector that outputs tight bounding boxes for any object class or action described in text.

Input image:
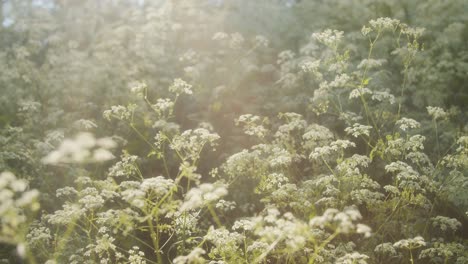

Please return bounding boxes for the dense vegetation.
[0,0,467,263]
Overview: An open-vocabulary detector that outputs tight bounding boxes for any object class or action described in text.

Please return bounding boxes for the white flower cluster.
[73,119,98,130]
[301,59,321,73]
[309,207,371,237]
[173,247,205,264]
[0,172,40,244]
[303,123,334,150]
[169,78,193,95]
[170,128,220,161]
[368,17,400,31]
[336,154,371,177]
[374,242,397,256]
[336,252,369,264]
[235,114,268,138]
[419,241,465,262]
[120,176,174,208]
[357,58,386,69]
[204,227,243,257]
[215,199,236,211]
[275,113,307,142]
[128,246,146,264]
[345,123,372,138]
[129,80,147,96]
[46,203,86,225]
[42,132,116,164]
[277,50,295,65]
[254,35,269,47]
[252,209,310,252]
[173,212,199,236]
[312,29,344,48]
[431,216,462,233]
[310,140,356,160]
[152,98,174,117]
[393,236,426,249]
[179,183,228,212]
[103,104,137,121]
[427,106,449,120]
[108,154,139,178]
[396,118,421,131]
[349,87,372,99]
[257,173,289,193]
[370,90,396,104]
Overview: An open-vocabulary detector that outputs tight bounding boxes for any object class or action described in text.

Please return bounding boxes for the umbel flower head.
[42,132,116,164]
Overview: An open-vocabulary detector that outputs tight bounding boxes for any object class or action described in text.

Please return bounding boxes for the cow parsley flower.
[173,248,205,264]
[374,242,397,256]
[393,236,426,249]
[103,104,136,121]
[396,118,420,131]
[349,88,372,99]
[345,123,372,137]
[169,78,193,95]
[312,29,344,47]
[369,17,400,31]
[336,252,369,264]
[180,183,228,212]
[129,81,147,96]
[301,59,321,73]
[140,176,174,197]
[235,114,268,138]
[43,133,116,164]
[431,216,462,232]
[357,59,386,69]
[108,154,138,178]
[427,106,448,120]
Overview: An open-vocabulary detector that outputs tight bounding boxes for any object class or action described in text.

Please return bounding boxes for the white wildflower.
[312,29,344,47]
[173,248,206,264]
[393,236,426,249]
[396,118,421,131]
[427,106,448,120]
[180,183,228,212]
[169,78,193,95]
[345,123,372,137]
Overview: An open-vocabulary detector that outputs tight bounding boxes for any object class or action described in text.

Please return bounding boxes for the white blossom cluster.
[309,207,371,237]
[120,176,174,209]
[152,98,174,117]
[393,236,426,249]
[396,117,421,131]
[170,128,220,162]
[173,247,206,264]
[235,114,268,138]
[169,78,193,95]
[129,80,147,97]
[310,140,356,160]
[357,58,386,70]
[42,132,116,164]
[204,227,244,257]
[335,252,369,264]
[302,123,334,150]
[179,183,228,212]
[0,172,40,247]
[345,123,372,138]
[427,106,449,120]
[431,216,462,233]
[108,154,139,178]
[312,29,344,48]
[300,59,321,73]
[374,242,397,256]
[103,104,137,121]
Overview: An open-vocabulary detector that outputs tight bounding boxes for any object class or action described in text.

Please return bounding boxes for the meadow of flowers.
[0,1,467,263]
